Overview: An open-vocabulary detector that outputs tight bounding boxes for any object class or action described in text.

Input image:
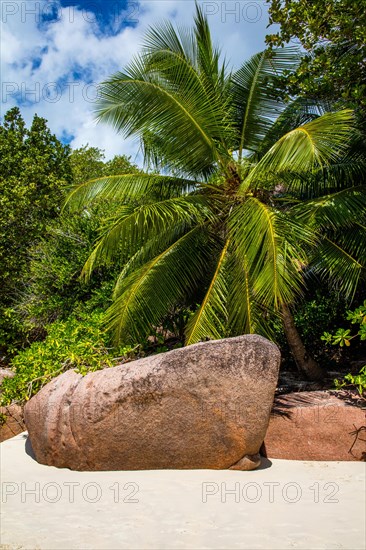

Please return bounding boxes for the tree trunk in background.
[281,303,324,381]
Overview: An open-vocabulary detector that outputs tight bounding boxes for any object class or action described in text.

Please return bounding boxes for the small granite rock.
[263,391,366,461]
[0,404,25,442]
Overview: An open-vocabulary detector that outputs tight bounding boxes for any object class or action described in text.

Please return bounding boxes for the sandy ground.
[0,433,365,550]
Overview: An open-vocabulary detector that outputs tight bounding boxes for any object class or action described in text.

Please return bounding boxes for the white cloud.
[1,0,271,161]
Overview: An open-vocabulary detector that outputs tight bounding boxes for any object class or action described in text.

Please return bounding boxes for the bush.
[334,366,366,396]
[17,149,139,332]
[322,300,366,395]
[18,206,121,335]
[322,300,366,347]
[0,311,135,406]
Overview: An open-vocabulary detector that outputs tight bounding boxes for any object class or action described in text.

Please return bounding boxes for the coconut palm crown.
[66,6,366,360]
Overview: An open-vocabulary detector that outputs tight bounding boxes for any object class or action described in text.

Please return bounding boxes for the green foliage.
[322,300,366,346]
[69,145,106,185]
[321,300,366,395]
[18,207,118,333]
[0,307,27,357]
[0,108,72,353]
[268,287,347,364]
[4,145,140,349]
[347,302,366,331]
[265,0,366,113]
[294,291,343,344]
[0,311,135,406]
[66,5,365,350]
[69,145,139,186]
[322,328,352,348]
[0,108,71,292]
[334,366,366,396]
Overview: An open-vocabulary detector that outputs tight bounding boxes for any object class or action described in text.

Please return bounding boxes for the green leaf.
[105,226,212,343]
[185,239,229,345]
[231,47,300,157]
[241,110,355,191]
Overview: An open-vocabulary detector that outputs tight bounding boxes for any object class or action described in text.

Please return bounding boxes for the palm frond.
[193,4,227,92]
[227,251,275,338]
[254,97,327,159]
[311,236,365,300]
[336,225,366,265]
[95,40,230,176]
[271,155,366,198]
[81,195,211,280]
[64,173,196,211]
[231,47,300,158]
[317,155,366,192]
[140,51,232,155]
[185,239,229,344]
[112,222,193,299]
[105,226,211,343]
[241,110,355,191]
[293,186,366,229]
[142,18,196,66]
[229,198,314,308]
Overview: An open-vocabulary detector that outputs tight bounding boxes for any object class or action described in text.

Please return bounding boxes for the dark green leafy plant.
[269,287,347,366]
[8,146,140,347]
[294,290,344,344]
[321,300,366,395]
[18,206,119,334]
[322,300,366,346]
[322,328,353,348]
[0,108,71,290]
[265,0,366,113]
[0,108,72,354]
[334,366,366,396]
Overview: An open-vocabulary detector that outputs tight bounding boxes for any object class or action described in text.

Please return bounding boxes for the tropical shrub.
[322,300,366,347]
[0,311,135,406]
[334,366,366,396]
[270,286,347,366]
[0,108,71,290]
[322,300,366,395]
[18,206,120,334]
[70,146,140,185]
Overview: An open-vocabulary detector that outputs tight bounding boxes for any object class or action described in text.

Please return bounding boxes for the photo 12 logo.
[1,481,140,504]
[1,82,101,105]
[202,1,263,24]
[1,2,139,25]
[202,481,340,503]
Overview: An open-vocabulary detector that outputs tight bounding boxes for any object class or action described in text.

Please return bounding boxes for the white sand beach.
[1,432,365,550]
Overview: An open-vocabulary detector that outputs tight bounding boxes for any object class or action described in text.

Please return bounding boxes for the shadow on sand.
[24,434,37,461]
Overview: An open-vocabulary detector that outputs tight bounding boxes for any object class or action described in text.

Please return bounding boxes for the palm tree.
[66,6,366,380]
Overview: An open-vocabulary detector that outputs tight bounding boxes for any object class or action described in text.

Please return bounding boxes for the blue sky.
[1,1,272,161]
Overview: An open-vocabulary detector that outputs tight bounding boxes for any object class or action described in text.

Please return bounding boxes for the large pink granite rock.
[24,334,280,471]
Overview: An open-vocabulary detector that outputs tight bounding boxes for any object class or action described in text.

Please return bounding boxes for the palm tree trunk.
[281,303,324,381]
